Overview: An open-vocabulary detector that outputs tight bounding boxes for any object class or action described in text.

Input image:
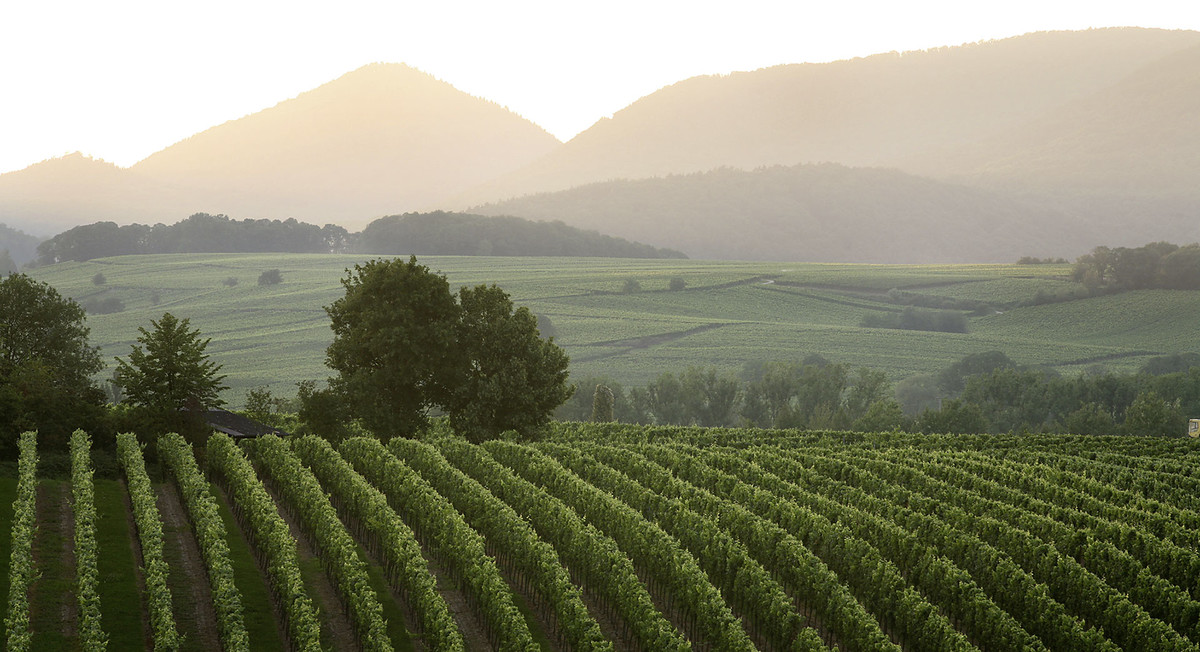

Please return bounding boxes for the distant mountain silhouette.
[470,165,1082,263]
[0,154,173,235]
[131,63,560,227]
[454,28,1200,206]
[902,41,1200,247]
[0,64,560,234]
[4,29,1200,262]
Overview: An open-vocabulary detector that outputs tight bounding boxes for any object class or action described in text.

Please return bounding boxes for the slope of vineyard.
[2,426,1199,651]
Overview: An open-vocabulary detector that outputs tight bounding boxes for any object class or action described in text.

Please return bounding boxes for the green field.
[28,254,1200,406]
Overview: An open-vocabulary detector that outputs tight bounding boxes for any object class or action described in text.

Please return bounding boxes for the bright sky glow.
[1,0,1198,174]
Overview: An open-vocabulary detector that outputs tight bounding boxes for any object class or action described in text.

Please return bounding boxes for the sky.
[1,0,1198,175]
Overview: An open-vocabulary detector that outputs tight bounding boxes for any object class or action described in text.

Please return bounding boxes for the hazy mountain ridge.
[3,28,1199,262]
[471,164,1082,263]
[454,28,1200,205]
[0,64,560,235]
[130,63,560,224]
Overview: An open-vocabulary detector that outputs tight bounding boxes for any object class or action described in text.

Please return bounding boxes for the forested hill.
[32,212,684,265]
[471,164,1077,263]
[354,212,687,258]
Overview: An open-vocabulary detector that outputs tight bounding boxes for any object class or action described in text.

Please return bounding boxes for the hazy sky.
[1,0,1197,174]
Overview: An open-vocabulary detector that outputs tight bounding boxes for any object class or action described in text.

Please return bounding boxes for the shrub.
[258,269,282,286]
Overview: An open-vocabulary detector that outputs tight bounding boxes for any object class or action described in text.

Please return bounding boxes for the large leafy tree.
[317,257,572,440]
[0,274,106,452]
[115,312,228,413]
[323,257,460,438]
[444,284,572,441]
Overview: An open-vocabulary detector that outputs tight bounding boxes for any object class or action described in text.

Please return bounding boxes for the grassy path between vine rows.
[29,480,75,651]
[95,478,149,650]
[212,482,287,650]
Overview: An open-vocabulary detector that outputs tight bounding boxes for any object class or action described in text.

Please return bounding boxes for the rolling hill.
[470,164,1081,262]
[28,253,1200,405]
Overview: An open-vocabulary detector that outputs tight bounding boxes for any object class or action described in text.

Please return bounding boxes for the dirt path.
[262,481,358,652]
[157,483,222,652]
[420,550,492,652]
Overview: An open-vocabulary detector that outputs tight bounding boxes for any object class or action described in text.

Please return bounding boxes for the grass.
[94,479,147,650]
[29,480,73,651]
[28,253,1200,403]
[212,482,286,650]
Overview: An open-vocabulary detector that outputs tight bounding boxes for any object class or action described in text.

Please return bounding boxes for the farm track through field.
[756,284,902,312]
[157,483,222,652]
[575,323,732,361]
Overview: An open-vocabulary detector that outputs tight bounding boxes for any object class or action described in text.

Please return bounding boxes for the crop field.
[5,427,1200,651]
[28,253,1200,405]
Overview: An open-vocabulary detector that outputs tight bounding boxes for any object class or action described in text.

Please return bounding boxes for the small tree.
[115,313,228,440]
[622,278,641,293]
[669,277,687,291]
[92,272,107,285]
[1123,391,1183,437]
[258,269,283,285]
[591,384,615,422]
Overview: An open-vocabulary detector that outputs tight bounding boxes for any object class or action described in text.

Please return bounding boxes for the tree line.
[560,350,1200,438]
[31,211,686,267]
[36,214,351,265]
[1072,241,1200,290]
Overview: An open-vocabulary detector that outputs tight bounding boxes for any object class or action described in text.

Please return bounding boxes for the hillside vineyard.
[4,427,1199,651]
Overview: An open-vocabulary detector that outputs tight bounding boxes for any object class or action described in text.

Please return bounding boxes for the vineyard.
[3,427,1200,651]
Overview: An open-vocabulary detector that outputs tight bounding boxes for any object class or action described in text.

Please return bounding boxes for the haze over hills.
[470,164,1081,263]
[455,28,1200,205]
[0,64,560,235]
[131,63,560,227]
[3,28,1199,261]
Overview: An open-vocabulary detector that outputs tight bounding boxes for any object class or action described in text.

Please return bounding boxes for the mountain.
[906,40,1200,193]
[470,164,1081,263]
[0,154,175,236]
[130,63,560,227]
[454,28,1200,206]
[0,64,561,234]
[5,29,1200,262]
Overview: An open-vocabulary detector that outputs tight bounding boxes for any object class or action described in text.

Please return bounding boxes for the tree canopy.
[0,273,105,452]
[115,312,228,413]
[318,256,572,440]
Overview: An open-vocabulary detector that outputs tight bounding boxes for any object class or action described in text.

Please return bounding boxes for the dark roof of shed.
[204,408,291,439]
